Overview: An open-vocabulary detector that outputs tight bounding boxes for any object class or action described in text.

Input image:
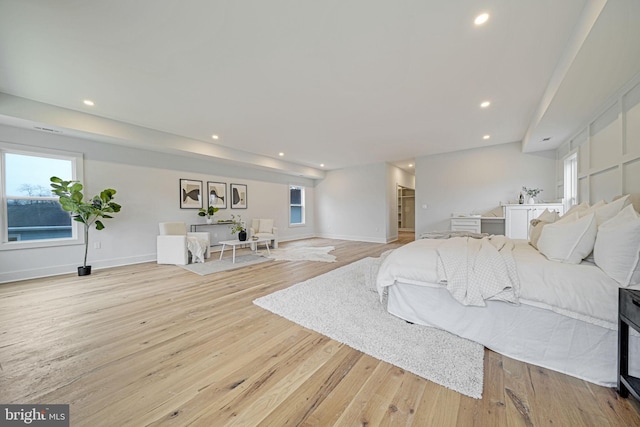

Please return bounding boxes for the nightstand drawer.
[620,289,640,331]
[450,218,481,233]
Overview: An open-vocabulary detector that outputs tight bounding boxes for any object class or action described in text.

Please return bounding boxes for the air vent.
[34,126,62,134]
[542,137,551,142]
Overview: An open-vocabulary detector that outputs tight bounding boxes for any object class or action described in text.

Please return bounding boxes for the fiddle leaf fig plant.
[50,176,122,271]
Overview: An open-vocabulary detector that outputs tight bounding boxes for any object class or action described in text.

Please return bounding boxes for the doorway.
[397,185,415,231]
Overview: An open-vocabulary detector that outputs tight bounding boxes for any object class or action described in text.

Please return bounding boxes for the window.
[289,185,305,226]
[563,152,578,212]
[1,144,82,249]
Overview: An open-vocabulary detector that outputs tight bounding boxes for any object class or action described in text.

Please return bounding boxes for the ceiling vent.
[34,126,62,134]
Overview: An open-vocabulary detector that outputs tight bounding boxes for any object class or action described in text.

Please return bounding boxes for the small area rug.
[253,257,484,398]
[180,254,271,275]
[265,245,336,262]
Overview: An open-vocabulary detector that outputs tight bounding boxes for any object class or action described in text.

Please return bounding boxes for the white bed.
[376,202,640,386]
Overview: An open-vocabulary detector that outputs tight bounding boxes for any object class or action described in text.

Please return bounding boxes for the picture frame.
[207,181,227,209]
[179,179,203,209]
[230,183,247,209]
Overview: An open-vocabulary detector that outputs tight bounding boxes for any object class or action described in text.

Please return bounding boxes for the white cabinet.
[450,217,481,233]
[503,204,563,239]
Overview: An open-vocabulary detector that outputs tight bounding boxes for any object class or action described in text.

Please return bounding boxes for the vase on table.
[238,230,247,241]
[527,197,535,205]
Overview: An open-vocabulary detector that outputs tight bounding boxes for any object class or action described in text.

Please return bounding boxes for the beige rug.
[263,246,336,262]
[253,257,484,398]
[179,254,271,275]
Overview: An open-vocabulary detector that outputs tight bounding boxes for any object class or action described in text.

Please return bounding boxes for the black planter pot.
[238,230,247,241]
[78,266,92,276]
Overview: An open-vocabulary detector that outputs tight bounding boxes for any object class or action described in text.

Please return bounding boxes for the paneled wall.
[557,75,640,202]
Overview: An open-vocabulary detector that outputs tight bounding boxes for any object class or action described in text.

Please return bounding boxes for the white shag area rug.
[265,245,336,262]
[253,257,484,398]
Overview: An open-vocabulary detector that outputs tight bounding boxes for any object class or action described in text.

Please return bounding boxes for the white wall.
[556,75,640,202]
[415,141,557,235]
[315,163,389,243]
[0,125,315,282]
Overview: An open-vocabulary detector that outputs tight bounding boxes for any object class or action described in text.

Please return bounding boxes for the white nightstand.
[450,216,481,233]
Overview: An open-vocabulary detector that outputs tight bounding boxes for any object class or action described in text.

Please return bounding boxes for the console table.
[190,222,234,246]
[619,288,640,401]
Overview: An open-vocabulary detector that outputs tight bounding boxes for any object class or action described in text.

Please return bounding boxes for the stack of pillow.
[529,194,640,287]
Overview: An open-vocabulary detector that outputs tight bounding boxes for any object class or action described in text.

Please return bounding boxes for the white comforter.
[377,236,518,306]
[376,237,623,326]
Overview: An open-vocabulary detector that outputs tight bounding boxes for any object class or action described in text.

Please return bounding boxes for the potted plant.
[230,214,247,241]
[50,176,122,276]
[198,206,219,224]
[522,186,543,204]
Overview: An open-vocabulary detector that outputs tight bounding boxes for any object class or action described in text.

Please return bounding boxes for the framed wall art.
[180,179,203,209]
[230,183,247,209]
[207,181,227,209]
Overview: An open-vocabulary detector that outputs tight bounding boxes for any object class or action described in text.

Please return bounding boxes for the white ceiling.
[1,0,639,178]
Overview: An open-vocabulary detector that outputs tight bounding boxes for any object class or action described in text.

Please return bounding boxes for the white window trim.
[0,142,84,250]
[289,185,305,227]
[563,150,578,213]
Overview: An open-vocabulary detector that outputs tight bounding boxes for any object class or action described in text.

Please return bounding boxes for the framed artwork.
[180,179,203,209]
[230,183,247,209]
[207,181,227,209]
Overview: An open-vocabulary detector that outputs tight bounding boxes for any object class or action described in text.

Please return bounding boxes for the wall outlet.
[94,241,101,249]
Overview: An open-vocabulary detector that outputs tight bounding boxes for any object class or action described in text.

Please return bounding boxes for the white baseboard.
[0,254,156,284]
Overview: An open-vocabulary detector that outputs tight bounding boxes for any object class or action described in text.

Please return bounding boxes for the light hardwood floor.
[1,234,639,426]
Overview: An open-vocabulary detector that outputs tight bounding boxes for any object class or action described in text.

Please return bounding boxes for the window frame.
[0,142,84,250]
[288,185,305,227]
[563,151,578,212]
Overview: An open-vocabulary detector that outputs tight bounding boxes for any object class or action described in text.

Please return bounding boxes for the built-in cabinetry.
[503,203,564,239]
[397,186,415,231]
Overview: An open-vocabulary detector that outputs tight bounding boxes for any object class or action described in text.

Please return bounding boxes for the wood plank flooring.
[1,234,639,426]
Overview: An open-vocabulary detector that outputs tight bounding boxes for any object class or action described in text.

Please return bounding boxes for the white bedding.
[437,235,519,306]
[377,237,622,328]
[377,236,640,385]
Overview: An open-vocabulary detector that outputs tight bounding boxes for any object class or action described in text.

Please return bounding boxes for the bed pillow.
[593,205,640,286]
[576,200,605,219]
[581,195,630,227]
[563,201,589,217]
[529,221,548,249]
[537,213,597,264]
[528,209,560,249]
[538,208,560,223]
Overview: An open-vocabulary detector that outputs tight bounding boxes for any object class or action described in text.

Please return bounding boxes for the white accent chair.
[157,222,211,265]
[249,219,278,249]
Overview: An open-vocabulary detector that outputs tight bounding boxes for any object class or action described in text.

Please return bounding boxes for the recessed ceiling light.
[474,13,489,26]
[483,135,491,140]
[480,101,491,108]
[408,164,414,168]
[211,134,219,140]
[83,99,94,106]
[278,152,284,157]
[320,163,325,167]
